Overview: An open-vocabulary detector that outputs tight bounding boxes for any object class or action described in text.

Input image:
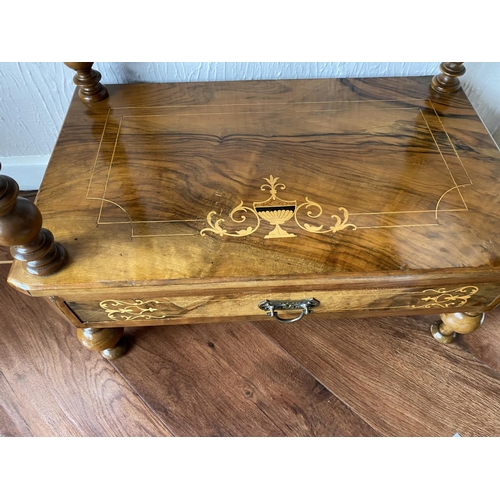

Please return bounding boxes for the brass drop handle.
[258,298,320,323]
[268,306,306,323]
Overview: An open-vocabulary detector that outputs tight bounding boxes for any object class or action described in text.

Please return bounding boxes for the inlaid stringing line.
[110,98,427,111]
[86,108,111,198]
[97,117,123,224]
[428,100,473,185]
[87,111,203,235]
[86,102,468,235]
[97,219,202,224]
[94,198,133,227]
[89,99,427,201]
[434,185,471,220]
[419,109,469,212]
[355,224,440,230]
[131,234,198,238]
[350,209,468,216]
[123,106,424,119]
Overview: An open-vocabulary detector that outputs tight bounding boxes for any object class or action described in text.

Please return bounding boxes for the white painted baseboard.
[0,156,49,191]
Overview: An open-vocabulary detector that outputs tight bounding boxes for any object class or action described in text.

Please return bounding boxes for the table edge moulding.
[1,61,500,360]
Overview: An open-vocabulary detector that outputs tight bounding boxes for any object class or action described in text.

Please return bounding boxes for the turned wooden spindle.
[0,171,67,276]
[64,62,109,103]
[431,62,466,94]
[431,311,484,344]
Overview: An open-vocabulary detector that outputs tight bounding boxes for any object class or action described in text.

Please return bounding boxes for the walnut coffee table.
[2,62,500,359]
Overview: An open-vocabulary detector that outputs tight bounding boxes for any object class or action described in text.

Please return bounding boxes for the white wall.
[1,62,499,189]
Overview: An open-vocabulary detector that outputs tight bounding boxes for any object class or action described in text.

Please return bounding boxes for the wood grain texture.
[5,261,500,436]
[0,249,11,263]
[458,309,500,373]
[0,266,172,437]
[9,76,500,298]
[110,322,378,436]
[255,314,500,436]
[0,371,33,437]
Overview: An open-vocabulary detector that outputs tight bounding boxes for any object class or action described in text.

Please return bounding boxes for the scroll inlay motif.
[200,175,356,239]
[99,299,169,321]
[411,286,479,309]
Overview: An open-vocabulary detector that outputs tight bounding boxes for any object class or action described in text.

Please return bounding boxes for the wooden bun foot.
[431,312,484,344]
[101,338,128,360]
[431,322,456,344]
[77,327,127,359]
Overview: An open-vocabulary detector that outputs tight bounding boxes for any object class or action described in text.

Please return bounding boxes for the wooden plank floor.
[2,260,500,437]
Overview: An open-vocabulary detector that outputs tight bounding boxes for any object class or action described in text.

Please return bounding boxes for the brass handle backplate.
[258,298,320,323]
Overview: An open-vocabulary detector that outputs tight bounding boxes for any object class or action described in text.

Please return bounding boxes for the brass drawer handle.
[258,298,320,323]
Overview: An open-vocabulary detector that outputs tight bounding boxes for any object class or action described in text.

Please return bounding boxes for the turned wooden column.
[0,171,67,276]
[64,62,109,103]
[431,62,466,94]
[431,311,484,344]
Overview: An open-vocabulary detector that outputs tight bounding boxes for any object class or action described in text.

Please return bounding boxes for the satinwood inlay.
[200,175,356,239]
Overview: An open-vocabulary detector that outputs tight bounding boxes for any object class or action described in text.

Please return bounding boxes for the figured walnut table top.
[9,76,500,296]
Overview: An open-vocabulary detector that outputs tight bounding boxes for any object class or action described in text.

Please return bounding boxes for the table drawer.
[63,283,500,327]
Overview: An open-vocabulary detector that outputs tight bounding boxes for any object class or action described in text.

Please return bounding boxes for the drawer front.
[64,283,500,327]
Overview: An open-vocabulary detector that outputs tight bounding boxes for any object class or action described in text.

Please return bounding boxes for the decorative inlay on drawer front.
[99,299,176,321]
[410,286,478,309]
[64,284,498,325]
